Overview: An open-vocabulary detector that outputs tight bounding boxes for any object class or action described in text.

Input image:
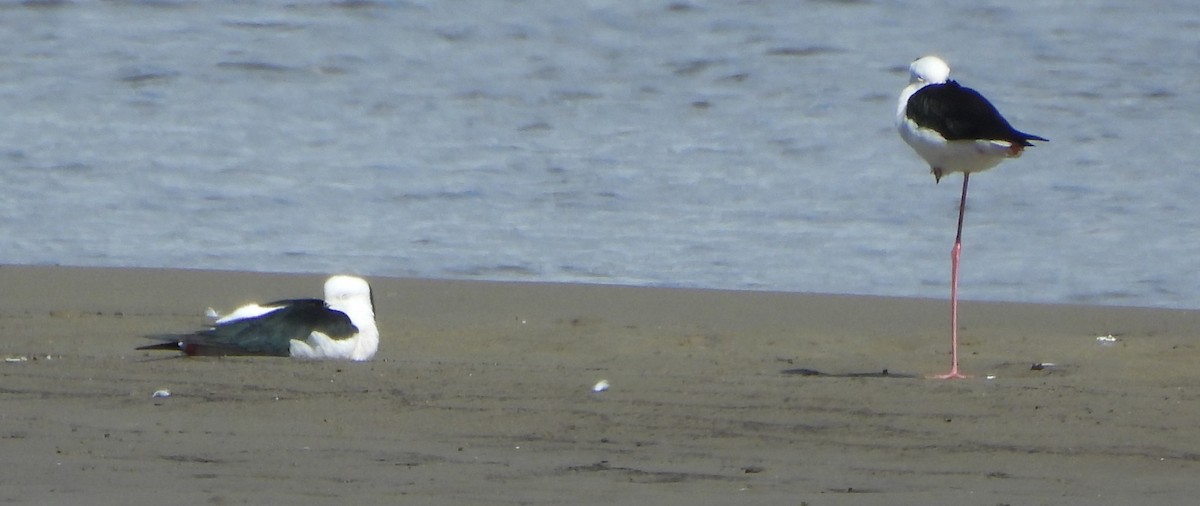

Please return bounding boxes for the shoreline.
[2,265,1198,504]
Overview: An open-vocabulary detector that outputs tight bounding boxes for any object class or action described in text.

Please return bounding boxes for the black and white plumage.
[897,55,1047,182]
[896,56,1046,379]
[139,275,379,361]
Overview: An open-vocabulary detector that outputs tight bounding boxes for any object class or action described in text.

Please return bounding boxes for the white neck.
[340,303,379,361]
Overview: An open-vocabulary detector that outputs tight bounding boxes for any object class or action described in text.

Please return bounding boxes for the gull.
[139,275,378,361]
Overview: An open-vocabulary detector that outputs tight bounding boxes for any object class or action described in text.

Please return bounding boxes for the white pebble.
[592,380,610,393]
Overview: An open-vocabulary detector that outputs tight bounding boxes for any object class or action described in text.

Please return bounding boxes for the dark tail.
[1017,131,1048,146]
[136,335,184,352]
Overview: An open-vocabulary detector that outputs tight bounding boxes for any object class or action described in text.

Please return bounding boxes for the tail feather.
[137,334,187,352]
[137,332,287,357]
[1017,131,1048,145]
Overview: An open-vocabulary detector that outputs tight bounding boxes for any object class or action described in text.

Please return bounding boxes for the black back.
[907,80,1047,145]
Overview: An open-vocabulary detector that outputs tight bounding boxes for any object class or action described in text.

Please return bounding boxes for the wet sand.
[2,265,1198,504]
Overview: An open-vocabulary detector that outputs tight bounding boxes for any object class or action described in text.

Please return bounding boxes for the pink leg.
[932,173,970,379]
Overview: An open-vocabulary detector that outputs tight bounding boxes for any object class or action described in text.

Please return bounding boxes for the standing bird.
[896,56,1047,379]
[139,275,379,361]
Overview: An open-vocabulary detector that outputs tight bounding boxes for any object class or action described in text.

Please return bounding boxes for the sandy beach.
[2,265,1198,504]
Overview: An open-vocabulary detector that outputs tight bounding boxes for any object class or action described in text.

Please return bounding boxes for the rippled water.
[1,0,1198,308]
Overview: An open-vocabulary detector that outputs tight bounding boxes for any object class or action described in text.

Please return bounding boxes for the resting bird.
[897,55,1047,182]
[139,275,378,361]
[896,55,1047,379]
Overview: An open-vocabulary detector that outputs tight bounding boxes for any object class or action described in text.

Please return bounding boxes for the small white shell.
[592,380,610,393]
[1095,335,1118,345]
[152,389,171,398]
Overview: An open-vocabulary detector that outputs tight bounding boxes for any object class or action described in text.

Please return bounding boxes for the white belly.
[289,331,376,361]
[898,116,1018,175]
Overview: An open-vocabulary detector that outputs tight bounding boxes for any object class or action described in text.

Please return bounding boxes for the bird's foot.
[928,369,969,380]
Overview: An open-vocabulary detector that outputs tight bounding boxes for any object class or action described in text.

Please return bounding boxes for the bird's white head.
[324,275,373,309]
[909,55,950,85]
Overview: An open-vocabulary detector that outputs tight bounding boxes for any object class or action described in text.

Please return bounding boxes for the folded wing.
[140,299,358,356]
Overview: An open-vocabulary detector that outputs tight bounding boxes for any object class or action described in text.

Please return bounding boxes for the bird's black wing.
[907,80,1046,145]
[139,299,358,356]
